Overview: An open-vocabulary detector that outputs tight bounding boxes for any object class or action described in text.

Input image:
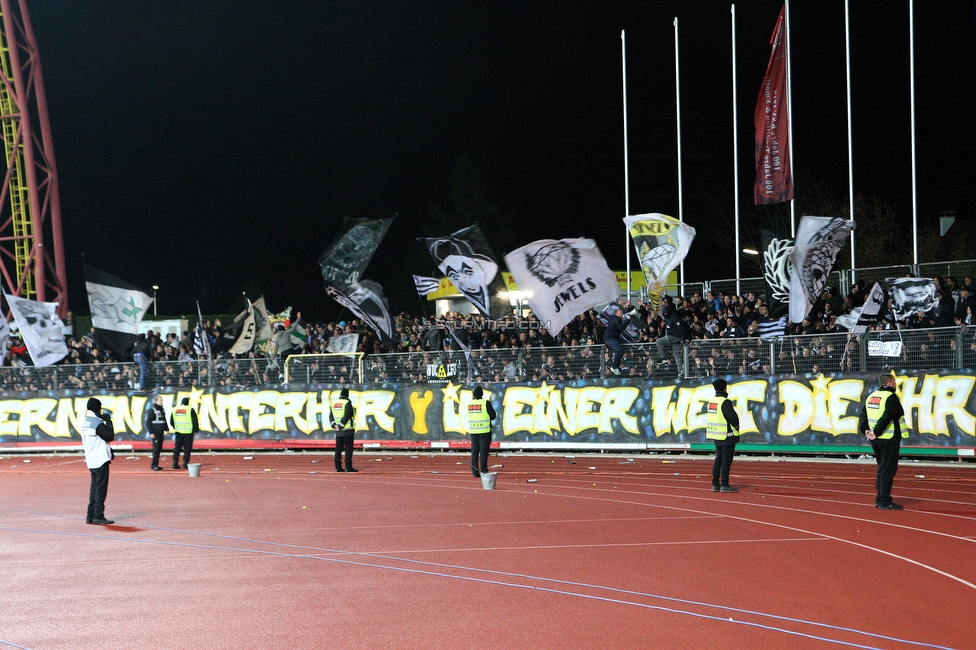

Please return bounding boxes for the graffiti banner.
[1,372,974,448]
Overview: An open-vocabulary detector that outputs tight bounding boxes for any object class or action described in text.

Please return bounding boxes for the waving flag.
[624,213,696,293]
[212,300,258,355]
[318,217,393,287]
[413,275,441,297]
[419,224,510,319]
[754,5,793,205]
[504,238,619,335]
[788,217,855,322]
[887,277,939,321]
[85,265,154,356]
[760,228,793,318]
[4,292,68,366]
[324,279,394,345]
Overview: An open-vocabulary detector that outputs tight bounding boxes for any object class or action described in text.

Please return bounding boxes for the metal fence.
[3,326,975,391]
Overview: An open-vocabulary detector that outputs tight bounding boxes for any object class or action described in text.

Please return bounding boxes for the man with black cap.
[145,394,169,471]
[467,385,496,477]
[330,388,358,472]
[705,378,741,493]
[859,373,907,510]
[81,397,116,524]
[170,397,199,470]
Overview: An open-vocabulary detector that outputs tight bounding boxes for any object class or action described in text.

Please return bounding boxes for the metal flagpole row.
[845,0,857,271]
[731,5,741,296]
[909,0,919,265]
[784,0,796,237]
[622,30,632,300]
[674,18,684,290]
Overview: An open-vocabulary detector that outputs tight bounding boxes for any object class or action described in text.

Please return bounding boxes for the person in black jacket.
[132,334,152,390]
[604,301,638,376]
[858,373,907,510]
[145,395,169,471]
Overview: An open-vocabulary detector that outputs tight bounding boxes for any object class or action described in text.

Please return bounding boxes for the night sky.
[26,1,976,320]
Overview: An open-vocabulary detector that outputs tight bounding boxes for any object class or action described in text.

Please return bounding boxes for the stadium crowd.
[2,275,975,391]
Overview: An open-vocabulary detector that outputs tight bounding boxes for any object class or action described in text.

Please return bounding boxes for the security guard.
[859,373,907,510]
[145,394,169,471]
[170,397,199,470]
[706,378,740,492]
[467,386,496,477]
[330,388,358,472]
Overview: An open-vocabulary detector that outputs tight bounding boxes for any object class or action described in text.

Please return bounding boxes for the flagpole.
[674,17,685,291]
[784,0,796,237]
[845,0,856,273]
[731,5,741,295]
[909,0,918,264]
[622,30,632,300]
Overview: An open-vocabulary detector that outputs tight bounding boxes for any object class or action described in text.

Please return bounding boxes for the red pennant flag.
[754,5,793,205]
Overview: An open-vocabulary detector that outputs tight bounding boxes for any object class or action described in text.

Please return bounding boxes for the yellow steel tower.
[0,0,67,309]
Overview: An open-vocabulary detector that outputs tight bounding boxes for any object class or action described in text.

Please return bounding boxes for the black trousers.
[335,434,354,470]
[87,461,110,520]
[150,432,164,468]
[712,441,737,486]
[871,435,902,504]
[471,433,491,476]
[173,433,194,468]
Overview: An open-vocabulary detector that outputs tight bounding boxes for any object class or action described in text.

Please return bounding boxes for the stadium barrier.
[1,370,974,456]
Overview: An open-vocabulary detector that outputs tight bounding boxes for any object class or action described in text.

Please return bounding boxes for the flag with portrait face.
[504,238,620,336]
[788,217,855,323]
[887,277,939,321]
[419,224,510,319]
[3,292,68,367]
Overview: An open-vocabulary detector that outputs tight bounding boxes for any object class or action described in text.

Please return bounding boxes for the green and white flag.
[85,265,154,356]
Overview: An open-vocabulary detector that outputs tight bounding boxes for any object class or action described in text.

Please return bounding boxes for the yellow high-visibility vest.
[331,398,353,430]
[172,407,193,433]
[467,398,491,434]
[705,396,737,441]
[864,390,908,440]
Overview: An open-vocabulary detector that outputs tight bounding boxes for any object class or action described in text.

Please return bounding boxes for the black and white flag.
[504,238,620,336]
[85,265,154,356]
[324,279,395,345]
[760,229,793,318]
[0,316,10,364]
[788,217,855,323]
[211,300,258,355]
[318,217,393,287]
[757,316,788,341]
[836,282,887,332]
[886,277,939,321]
[412,275,441,297]
[624,213,696,291]
[3,293,68,366]
[251,296,273,345]
[419,224,510,319]
[326,333,359,354]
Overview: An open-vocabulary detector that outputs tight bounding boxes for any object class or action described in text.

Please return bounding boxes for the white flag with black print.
[3,293,68,366]
[788,217,856,323]
[85,264,154,355]
[412,275,441,297]
[624,213,696,291]
[211,300,258,355]
[886,277,939,321]
[326,333,359,354]
[0,316,10,364]
[504,238,620,336]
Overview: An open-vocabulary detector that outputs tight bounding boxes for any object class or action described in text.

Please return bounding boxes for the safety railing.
[3,327,974,391]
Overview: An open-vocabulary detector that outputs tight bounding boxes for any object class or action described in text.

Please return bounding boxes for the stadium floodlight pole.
[731,5,741,296]
[622,30,632,300]
[845,0,857,274]
[909,0,918,265]
[785,0,796,237]
[674,17,685,291]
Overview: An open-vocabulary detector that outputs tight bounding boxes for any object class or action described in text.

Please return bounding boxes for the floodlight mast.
[0,0,68,313]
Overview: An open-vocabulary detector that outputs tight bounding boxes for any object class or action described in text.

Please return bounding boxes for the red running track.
[1,451,974,649]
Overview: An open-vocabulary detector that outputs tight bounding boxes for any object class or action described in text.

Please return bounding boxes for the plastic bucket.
[187,463,202,478]
[480,472,497,490]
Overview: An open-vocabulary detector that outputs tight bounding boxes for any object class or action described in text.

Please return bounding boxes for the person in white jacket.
[81,397,116,525]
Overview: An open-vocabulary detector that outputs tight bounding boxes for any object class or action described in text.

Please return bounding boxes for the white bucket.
[480,472,497,490]
[187,463,202,478]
